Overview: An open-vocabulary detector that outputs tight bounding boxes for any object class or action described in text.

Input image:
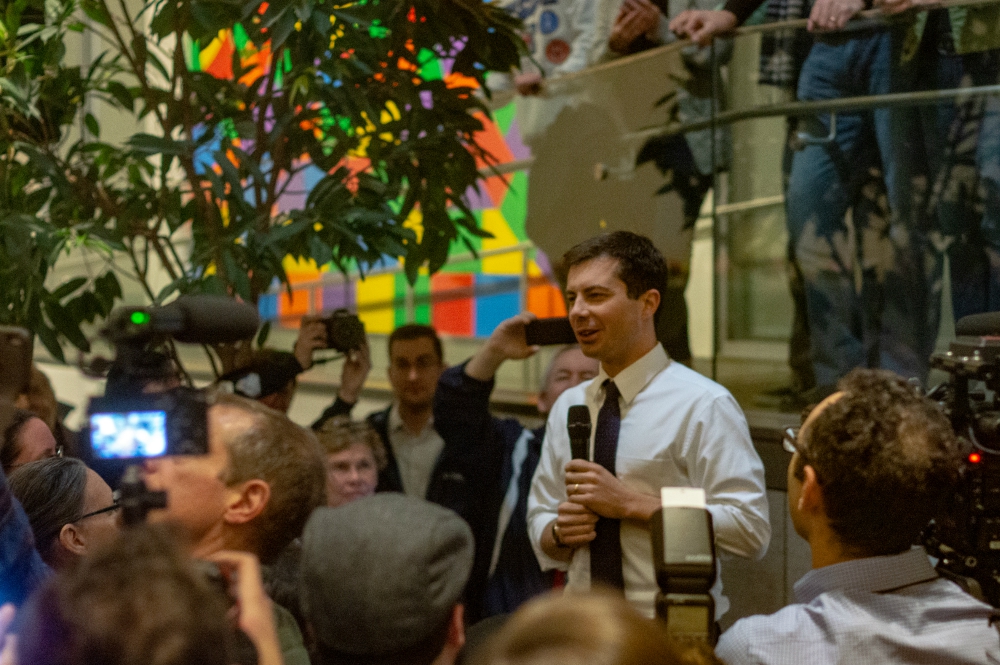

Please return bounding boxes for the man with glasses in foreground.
[717,368,1000,665]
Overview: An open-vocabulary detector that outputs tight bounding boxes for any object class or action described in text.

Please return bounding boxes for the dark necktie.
[591,380,624,590]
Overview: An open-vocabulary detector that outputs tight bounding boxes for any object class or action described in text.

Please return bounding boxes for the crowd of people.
[492,0,1000,408]
[0,230,998,665]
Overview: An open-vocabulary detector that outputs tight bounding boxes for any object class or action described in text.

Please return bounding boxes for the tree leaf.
[84,112,99,137]
[106,80,133,111]
[50,276,86,300]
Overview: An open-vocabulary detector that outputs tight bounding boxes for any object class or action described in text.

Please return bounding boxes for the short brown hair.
[316,416,387,470]
[799,369,961,557]
[388,324,442,362]
[1,407,38,474]
[561,232,668,325]
[210,392,326,563]
[17,523,230,665]
[474,591,717,665]
[20,365,58,430]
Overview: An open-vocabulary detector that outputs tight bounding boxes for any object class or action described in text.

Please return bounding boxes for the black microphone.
[568,405,591,461]
[105,295,260,345]
[166,296,260,344]
[956,312,1000,337]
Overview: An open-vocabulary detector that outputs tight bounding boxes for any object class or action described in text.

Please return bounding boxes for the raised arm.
[434,312,539,445]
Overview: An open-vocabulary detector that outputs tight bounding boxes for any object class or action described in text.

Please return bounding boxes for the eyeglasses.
[76,493,121,522]
[782,426,803,455]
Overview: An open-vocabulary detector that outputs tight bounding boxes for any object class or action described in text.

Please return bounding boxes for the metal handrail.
[732,0,999,36]
[630,83,1000,140]
[477,81,1000,180]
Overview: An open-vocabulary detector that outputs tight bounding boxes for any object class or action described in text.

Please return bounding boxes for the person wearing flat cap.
[300,493,473,665]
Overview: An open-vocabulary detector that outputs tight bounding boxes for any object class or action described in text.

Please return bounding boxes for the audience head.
[473,591,717,665]
[537,346,599,414]
[301,494,473,665]
[17,523,230,665]
[142,391,326,563]
[561,233,666,371]
[388,324,444,411]
[790,368,960,557]
[9,457,119,568]
[0,404,57,475]
[15,365,59,431]
[218,349,304,413]
[316,416,386,507]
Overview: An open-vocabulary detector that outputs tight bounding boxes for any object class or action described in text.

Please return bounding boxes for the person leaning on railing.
[670,0,999,400]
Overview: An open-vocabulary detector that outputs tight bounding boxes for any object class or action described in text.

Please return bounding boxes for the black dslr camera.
[323,308,365,353]
[923,312,1000,607]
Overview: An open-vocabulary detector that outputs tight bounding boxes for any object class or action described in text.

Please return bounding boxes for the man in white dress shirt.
[527,231,770,619]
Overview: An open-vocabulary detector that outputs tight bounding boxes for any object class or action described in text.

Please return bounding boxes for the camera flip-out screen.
[90,411,168,459]
[86,388,209,466]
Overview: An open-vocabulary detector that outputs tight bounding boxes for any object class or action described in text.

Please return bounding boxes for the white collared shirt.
[527,343,771,618]
[388,404,445,499]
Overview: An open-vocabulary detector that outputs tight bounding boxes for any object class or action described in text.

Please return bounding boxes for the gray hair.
[9,457,89,564]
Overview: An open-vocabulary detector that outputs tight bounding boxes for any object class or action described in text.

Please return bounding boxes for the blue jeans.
[920,46,1000,325]
[787,29,933,391]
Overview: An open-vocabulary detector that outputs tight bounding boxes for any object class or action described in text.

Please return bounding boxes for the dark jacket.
[433,363,553,621]
[0,465,51,605]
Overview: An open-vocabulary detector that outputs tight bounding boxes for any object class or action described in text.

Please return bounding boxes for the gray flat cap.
[300,493,474,656]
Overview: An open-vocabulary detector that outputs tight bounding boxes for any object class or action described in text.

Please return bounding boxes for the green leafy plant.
[0,0,123,361]
[1,0,526,364]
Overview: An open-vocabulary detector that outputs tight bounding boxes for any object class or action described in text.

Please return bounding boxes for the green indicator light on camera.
[130,311,151,326]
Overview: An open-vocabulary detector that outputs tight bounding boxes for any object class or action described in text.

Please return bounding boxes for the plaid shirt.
[716,548,1000,665]
[758,0,813,88]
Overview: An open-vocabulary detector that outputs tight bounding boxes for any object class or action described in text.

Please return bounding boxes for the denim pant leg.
[865,33,936,382]
[946,49,1000,319]
[979,64,1000,313]
[787,34,888,390]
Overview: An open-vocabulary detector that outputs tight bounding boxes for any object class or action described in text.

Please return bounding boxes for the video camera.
[923,312,1000,607]
[650,488,718,645]
[85,295,259,525]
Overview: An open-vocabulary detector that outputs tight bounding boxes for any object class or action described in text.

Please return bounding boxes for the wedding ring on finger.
[573,483,580,495]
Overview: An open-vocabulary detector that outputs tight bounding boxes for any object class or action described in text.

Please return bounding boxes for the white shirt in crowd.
[527,343,771,618]
[388,405,445,499]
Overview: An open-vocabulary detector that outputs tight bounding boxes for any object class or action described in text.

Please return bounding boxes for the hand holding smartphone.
[524,318,578,346]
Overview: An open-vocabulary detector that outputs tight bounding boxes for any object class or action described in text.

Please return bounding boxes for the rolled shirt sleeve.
[687,394,771,560]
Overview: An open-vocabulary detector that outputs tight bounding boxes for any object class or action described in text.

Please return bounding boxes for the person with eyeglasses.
[717,368,1000,665]
[313,324,479,517]
[8,457,119,570]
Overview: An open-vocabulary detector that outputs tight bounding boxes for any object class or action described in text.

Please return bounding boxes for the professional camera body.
[323,308,365,353]
[924,315,1000,607]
